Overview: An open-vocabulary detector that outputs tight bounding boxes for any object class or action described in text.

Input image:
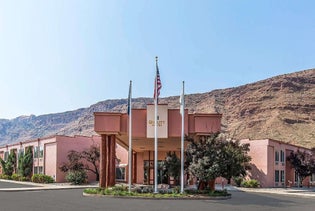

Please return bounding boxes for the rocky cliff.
[0,68,314,147]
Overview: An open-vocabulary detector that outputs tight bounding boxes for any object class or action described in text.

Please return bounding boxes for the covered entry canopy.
[94,105,222,188]
[94,107,222,151]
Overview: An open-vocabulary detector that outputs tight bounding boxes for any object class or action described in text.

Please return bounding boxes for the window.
[18,149,24,157]
[275,170,280,182]
[295,171,299,182]
[280,170,285,183]
[275,151,279,164]
[39,146,44,158]
[39,166,43,174]
[34,166,43,174]
[280,150,285,163]
[34,166,38,174]
[34,146,43,158]
[116,167,126,181]
[34,147,39,158]
[4,151,9,161]
[310,173,315,182]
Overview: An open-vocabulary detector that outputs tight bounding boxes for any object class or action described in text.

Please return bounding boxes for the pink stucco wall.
[55,135,101,182]
[0,135,103,183]
[94,110,222,137]
[241,139,312,188]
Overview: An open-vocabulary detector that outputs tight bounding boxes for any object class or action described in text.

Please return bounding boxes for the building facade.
[94,104,222,187]
[0,135,127,182]
[241,139,315,188]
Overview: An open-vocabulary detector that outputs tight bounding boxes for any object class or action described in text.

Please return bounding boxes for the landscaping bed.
[83,185,231,200]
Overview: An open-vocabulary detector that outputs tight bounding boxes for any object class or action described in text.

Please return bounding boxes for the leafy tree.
[185,133,222,190]
[163,151,180,185]
[218,139,251,184]
[185,132,251,190]
[287,150,315,187]
[18,147,33,178]
[81,145,100,181]
[60,150,87,184]
[60,145,101,183]
[0,150,17,176]
[60,150,85,172]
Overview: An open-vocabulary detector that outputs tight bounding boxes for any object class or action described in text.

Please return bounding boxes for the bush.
[233,177,243,187]
[0,174,11,180]
[31,174,55,183]
[242,179,260,188]
[11,173,21,181]
[66,171,87,185]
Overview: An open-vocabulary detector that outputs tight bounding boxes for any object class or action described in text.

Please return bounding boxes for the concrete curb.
[236,187,315,198]
[82,192,232,200]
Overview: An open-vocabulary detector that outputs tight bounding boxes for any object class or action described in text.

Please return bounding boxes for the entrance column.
[99,134,116,188]
[100,134,107,188]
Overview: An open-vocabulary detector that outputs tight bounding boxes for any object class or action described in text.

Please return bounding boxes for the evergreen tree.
[18,147,33,178]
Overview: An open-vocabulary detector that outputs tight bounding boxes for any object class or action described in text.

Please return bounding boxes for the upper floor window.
[34,147,39,158]
[275,151,279,162]
[4,151,9,161]
[18,148,24,157]
[39,146,44,158]
[34,146,44,158]
[280,150,285,163]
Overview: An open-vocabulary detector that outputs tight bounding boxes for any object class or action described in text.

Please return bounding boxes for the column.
[99,134,107,188]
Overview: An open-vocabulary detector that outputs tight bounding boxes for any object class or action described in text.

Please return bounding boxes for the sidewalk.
[218,184,315,198]
[0,179,98,192]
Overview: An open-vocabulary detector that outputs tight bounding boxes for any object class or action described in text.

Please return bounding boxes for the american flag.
[154,61,162,103]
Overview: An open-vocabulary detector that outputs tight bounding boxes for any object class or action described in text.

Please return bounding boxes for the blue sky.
[0,0,315,119]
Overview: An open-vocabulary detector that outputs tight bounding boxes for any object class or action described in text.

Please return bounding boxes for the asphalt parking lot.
[1,180,315,211]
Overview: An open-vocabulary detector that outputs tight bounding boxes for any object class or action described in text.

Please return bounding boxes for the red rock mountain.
[0,69,314,148]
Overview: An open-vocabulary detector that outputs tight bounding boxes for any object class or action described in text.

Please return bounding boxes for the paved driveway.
[0,189,314,211]
[0,180,38,189]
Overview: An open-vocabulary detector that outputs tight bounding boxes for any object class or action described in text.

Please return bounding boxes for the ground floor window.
[34,166,43,174]
[311,173,315,182]
[280,170,285,183]
[143,160,167,185]
[295,171,299,182]
[275,170,280,182]
[116,167,126,181]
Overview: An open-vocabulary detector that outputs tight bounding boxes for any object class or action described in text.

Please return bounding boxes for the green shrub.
[242,179,260,188]
[11,173,21,181]
[66,171,87,185]
[233,177,243,187]
[0,174,11,180]
[31,174,55,183]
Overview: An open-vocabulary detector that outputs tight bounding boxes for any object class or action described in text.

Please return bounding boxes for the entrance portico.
[94,105,222,188]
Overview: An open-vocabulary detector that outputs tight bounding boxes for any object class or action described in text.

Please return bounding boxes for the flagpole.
[180,81,185,193]
[128,80,132,193]
[154,57,158,193]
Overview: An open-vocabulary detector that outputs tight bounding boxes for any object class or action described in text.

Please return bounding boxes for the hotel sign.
[146,104,168,138]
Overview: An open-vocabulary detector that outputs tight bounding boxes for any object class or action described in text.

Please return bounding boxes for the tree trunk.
[208,180,215,191]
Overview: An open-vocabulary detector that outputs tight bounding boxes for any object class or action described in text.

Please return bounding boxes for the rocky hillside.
[0,69,314,148]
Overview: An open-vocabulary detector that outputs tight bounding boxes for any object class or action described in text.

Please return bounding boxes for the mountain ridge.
[0,68,314,148]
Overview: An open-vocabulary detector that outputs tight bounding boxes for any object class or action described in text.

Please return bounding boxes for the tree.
[287,150,315,187]
[185,132,251,190]
[163,151,180,185]
[59,150,87,184]
[185,133,222,190]
[60,150,85,172]
[218,140,251,184]
[0,150,17,176]
[81,145,100,181]
[18,147,33,178]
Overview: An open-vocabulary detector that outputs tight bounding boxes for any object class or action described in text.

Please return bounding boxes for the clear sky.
[0,0,315,119]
